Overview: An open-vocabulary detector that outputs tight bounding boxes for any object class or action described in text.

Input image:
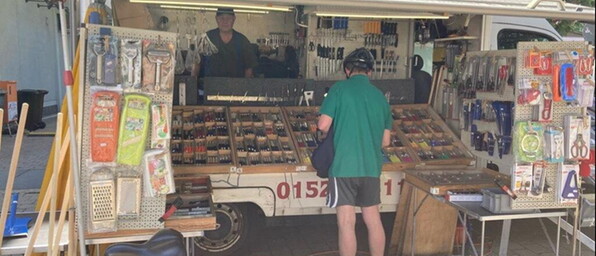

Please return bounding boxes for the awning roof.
[246,0,595,22]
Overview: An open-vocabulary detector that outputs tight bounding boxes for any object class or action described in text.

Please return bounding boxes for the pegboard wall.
[460,50,517,172]
[511,41,589,209]
[80,25,176,232]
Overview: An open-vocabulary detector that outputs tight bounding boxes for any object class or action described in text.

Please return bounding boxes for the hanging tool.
[123,40,140,87]
[0,104,28,246]
[147,48,172,91]
[92,38,106,85]
[570,126,589,159]
[561,170,579,199]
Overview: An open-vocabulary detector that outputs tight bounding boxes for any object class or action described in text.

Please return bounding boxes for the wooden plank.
[389,182,413,255]
[165,216,217,232]
[401,186,458,255]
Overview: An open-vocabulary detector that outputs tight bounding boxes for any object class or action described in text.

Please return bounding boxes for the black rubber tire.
[194,203,258,256]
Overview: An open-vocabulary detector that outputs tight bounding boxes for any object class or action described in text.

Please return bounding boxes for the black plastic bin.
[17,89,48,131]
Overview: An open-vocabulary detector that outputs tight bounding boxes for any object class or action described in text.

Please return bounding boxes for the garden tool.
[0,104,28,246]
[2,193,31,237]
[147,49,171,91]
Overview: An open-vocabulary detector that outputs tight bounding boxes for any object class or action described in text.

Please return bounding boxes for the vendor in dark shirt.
[203,8,258,78]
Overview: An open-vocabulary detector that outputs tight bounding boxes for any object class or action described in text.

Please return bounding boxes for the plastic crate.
[480,188,533,214]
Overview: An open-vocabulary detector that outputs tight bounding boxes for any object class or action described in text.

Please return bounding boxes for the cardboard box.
[0,81,17,123]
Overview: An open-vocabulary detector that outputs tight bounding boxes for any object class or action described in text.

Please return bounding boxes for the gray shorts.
[326,177,380,208]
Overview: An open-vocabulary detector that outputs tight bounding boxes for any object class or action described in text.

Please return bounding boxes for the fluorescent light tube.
[315,12,449,19]
[160,5,269,14]
[130,0,292,12]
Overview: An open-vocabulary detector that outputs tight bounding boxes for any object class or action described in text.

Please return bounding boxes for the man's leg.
[336,205,357,256]
[361,205,385,256]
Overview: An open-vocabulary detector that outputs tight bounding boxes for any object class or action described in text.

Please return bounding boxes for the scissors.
[570,127,589,159]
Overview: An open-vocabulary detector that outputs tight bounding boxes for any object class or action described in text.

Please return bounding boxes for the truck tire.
[194,203,258,255]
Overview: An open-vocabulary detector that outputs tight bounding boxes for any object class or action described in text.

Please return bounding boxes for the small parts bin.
[17,89,48,131]
[481,188,533,214]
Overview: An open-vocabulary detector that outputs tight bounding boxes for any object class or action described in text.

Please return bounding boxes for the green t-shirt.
[204,29,258,77]
[319,75,393,178]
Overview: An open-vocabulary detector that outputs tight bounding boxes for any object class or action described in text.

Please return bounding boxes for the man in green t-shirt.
[318,48,392,256]
[203,8,258,78]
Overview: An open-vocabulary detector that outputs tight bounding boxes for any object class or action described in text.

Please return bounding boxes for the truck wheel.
[194,203,256,255]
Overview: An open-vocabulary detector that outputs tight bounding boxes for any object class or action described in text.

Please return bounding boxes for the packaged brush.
[116,94,151,166]
[88,35,120,86]
[143,149,175,197]
[120,39,142,90]
[142,40,175,93]
[151,103,171,149]
[90,87,122,162]
[88,165,117,233]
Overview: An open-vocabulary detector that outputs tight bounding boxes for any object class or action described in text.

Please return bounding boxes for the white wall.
[0,0,63,112]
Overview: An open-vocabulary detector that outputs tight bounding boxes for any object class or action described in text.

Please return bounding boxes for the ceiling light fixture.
[160,5,269,14]
[314,12,449,19]
[130,0,292,12]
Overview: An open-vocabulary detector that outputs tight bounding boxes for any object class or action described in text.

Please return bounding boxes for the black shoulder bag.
[311,125,334,178]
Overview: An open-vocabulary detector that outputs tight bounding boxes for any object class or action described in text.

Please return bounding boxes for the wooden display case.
[282,106,321,165]
[228,107,300,172]
[391,104,474,166]
[403,167,509,195]
[171,106,235,174]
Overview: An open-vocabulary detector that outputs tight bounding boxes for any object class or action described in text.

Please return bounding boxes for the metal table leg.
[480,221,486,256]
[556,216,561,256]
[499,219,512,256]
[462,212,467,256]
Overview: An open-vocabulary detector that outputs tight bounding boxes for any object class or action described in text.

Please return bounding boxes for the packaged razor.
[512,163,533,196]
[143,149,175,197]
[88,166,117,233]
[121,39,142,89]
[90,90,121,162]
[142,40,175,92]
[528,163,547,198]
[151,103,171,149]
[88,35,119,86]
[544,126,564,163]
[117,94,151,166]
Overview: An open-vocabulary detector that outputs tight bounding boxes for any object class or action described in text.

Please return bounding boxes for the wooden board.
[390,182,458,256]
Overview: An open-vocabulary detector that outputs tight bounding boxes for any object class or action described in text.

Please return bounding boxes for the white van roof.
[248,0,595,22]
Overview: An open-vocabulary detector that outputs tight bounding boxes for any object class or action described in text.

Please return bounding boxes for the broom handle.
[58,2,86,255]
[52,161,72,255]
[48,113,63,256]
[0,103,28,248]
[25,128,70,256]
[0,108,3,152]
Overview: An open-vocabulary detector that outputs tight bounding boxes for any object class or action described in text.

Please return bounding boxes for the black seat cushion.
[104,229,186,256]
